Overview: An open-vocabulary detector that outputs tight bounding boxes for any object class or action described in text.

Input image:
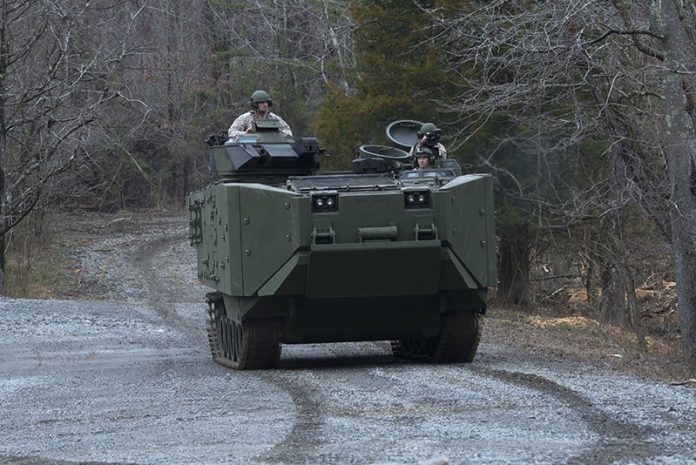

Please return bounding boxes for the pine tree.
[312,1,461,168]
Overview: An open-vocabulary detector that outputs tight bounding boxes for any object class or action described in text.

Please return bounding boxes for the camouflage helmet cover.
[250,89,273,109]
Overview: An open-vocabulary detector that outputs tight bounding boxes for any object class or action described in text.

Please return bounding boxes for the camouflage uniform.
[409,140,447,159]
[228,110,293,139]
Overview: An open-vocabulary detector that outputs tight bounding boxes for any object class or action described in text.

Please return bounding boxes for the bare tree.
[94,0,214,207]
[0,0,145,292]
[81,0,356,209]
[424,0,696,360]
[656,0,696,363]
[204,0,354,132]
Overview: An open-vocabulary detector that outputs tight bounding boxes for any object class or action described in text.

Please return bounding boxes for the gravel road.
[1,212,695,465]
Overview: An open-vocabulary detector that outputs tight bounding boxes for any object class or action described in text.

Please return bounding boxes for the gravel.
[1,211,694,465]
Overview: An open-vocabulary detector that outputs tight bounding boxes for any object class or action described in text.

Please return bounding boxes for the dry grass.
[5,225,79,299]
[484,306,695,383]
[6,254,73,299]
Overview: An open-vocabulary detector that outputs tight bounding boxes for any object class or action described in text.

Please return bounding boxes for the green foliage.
[311,1,462,168]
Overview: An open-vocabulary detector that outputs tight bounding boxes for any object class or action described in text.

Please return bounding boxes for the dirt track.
[0,211,694,465]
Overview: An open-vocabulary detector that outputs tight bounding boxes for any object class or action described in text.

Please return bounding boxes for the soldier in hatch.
[228,90,293,139]
[409,122,447,159]
[415,147,434,169]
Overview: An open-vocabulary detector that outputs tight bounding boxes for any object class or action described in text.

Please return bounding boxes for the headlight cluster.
[311,193,339,212]
[404,190,431,209]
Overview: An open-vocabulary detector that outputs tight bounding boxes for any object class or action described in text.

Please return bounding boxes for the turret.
[207,119,319,184]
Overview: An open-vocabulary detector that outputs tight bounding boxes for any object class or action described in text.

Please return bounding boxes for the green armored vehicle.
[188,119,496,369]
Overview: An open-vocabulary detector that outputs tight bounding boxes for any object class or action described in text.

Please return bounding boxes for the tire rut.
[474,367,667,464]
[129,230,204,341]
[254,373,326,465]
[123,219,325,464]
[0,456,136,465]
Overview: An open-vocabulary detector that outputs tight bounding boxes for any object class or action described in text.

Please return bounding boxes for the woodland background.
[1,0,695,365]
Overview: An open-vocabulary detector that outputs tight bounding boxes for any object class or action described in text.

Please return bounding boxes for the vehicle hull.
[189,143,495,368]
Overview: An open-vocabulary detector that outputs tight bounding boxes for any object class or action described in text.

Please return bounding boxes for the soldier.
[228,90,293,139]
[415,147,434,169]
[409,122,447,159]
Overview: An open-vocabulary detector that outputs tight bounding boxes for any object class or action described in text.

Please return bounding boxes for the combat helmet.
[417,122,437,137]
[415,147,434,159]
[250,90,273,110]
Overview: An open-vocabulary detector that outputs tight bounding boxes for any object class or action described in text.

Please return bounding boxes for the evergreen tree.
[312,1,462,168]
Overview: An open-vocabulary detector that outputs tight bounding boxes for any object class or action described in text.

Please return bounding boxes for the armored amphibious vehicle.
[188,119,496,369]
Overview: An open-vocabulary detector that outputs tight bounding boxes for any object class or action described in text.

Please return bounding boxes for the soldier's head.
[250,90,273,114]
[417,122,437,139]
[417,122,442,148]
[415,147,433,169]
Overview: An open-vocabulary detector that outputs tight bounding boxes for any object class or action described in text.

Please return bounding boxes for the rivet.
[480,240,486,247]
[284,202,291,209]
[243,217,250,224]
[286,234,292,241]
[244,249,252,256]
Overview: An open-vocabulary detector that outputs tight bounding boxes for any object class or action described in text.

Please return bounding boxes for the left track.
[205,292,282,369]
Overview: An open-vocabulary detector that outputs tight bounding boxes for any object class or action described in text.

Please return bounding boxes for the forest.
[0,0,695,366]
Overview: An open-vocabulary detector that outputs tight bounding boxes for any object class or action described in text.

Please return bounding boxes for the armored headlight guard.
[311,191,339,213]
[403,189,431,209]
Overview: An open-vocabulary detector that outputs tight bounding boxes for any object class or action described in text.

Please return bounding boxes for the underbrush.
[5,214,77,298]
[6,254,74,298]
[486,305,694,382]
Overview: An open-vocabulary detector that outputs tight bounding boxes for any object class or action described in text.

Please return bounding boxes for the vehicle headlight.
[404,190,431,209]
[312,193,339,213]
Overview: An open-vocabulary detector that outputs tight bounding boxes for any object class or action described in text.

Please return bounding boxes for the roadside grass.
[6,253,75,298]
[485,306,694,383]
[5,214,79,299]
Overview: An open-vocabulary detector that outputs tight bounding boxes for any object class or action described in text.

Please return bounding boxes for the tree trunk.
[497,223,530,306]
[599,263,626,326]
[624,269,645,346]
[182,154,190,204]
[659,0,696,363]
[0,0,7,295]
[597,143,644,335]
